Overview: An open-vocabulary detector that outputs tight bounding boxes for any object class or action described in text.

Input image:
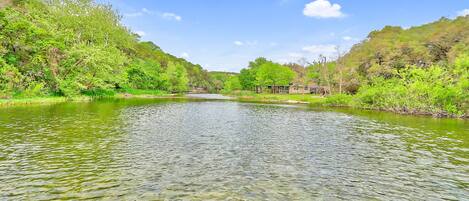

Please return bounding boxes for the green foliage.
[164,62,189,93]
[81,88,116,97]
[353,61,467,116]
[222,76,242,93]
[0,0,214,98]
[256,61,296,86]
[239,68,257,90]
[0,58,22,97]
[325,94,352,106]
[218,57,293,93]
[209,71,236,92]
[14,82,47,98]
[126,59,164,90]
[306,61,336,93]
[342,16,469,86]
[57,78,81,97]
[61,44,128,92]
[238,57,268,90]
[119,88,167,96]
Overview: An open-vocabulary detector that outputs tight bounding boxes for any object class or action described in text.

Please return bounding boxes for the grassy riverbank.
[0,96,92,107]
[2,91,466,118]
[229,91,325,105]
[0,89,185,107]
[226,91,467,118]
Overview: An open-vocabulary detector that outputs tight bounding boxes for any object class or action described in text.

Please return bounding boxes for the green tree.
[239,68,256,90]
[222,76,242,93]
[239,57,270,90]
[0,0,216,97]
[164,62,189,93]
[256,62,296,87]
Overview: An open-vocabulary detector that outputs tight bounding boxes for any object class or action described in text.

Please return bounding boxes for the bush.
[14,82,47,98]
[353,60,467,116]
[119,88,167,96]
[221,76,242,93]
[325,94,353,106]
[81,88,116,97]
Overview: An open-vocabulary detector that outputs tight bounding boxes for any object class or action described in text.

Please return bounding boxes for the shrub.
[14,82,47,98]
[353,60,467,116]
[325,94,353,106]
[81,88,116,97]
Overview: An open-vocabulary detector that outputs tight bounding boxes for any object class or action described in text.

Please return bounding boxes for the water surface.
[0,99,468,200]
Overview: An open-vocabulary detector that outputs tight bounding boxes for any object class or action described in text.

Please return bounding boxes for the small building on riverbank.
[189,87,209,94]
[255,84,330,95]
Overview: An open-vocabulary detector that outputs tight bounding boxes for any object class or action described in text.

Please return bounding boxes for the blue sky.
[102,0,469,72]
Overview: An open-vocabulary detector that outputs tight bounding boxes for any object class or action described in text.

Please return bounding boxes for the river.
[0,98,467,200]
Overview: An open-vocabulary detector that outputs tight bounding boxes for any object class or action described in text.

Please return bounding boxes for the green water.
[0,98,468,200]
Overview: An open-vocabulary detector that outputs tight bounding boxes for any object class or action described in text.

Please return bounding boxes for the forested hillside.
[335,16,469,116]
[230,16,468,117]
[0,0,213,98]
[339,16,469,90]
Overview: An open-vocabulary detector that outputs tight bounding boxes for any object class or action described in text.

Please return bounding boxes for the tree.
[317,55,334,95]
[238,57,269,90]
[256,62,296,87]
[222,76,242,92]
[126,59,164,90]
[164,62,189,93]
[239,68,256,90]
[335,47,345,94]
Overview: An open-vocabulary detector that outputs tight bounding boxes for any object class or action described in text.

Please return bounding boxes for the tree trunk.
[339,69,343,94]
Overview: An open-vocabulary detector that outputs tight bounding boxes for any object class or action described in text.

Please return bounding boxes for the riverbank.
[1,92,466,118]
[226,92,467,118]
[0,96,92,107]
[232,92,325,105]
[0,89,186,107]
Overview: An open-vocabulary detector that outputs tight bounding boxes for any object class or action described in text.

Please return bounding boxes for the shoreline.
[1,93,466,119]
[226,93,468,119]
[0,93,189,107]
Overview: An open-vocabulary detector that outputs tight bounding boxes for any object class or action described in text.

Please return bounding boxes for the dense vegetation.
[208,71,238,92]
[332,16,468,117]
[229,16,468,117]
[0,0,467,117]
[0,0,214,98]
[237,57,297,91]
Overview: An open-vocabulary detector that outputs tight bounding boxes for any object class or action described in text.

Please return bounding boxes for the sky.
[101,0,469,72]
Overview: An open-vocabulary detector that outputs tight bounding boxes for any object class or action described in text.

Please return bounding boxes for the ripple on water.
[0,100,468,200]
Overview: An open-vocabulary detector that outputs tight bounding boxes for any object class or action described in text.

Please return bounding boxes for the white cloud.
[234,41,244,46]
[342,36,352,41]
[142,8,153,14]
[302,44,338,58]
[233,40,258,46]
[181,52,189,59]
[124,8,153,18]
[124,12,143,17]
[457,9,469,17]
[135,31,146,37]
[162,12,182,21]
[274,45,340,64]
[303,0,345,18]
[269,42,279,47]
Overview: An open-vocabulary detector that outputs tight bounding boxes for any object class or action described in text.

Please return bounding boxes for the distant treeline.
[0,0,217,98]
[226,16,468,117]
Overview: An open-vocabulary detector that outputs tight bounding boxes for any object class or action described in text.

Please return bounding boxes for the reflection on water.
[186,93,233,100]
[0,99,468,200]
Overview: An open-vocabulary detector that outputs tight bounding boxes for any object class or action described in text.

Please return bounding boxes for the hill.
[0,0,213,97]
